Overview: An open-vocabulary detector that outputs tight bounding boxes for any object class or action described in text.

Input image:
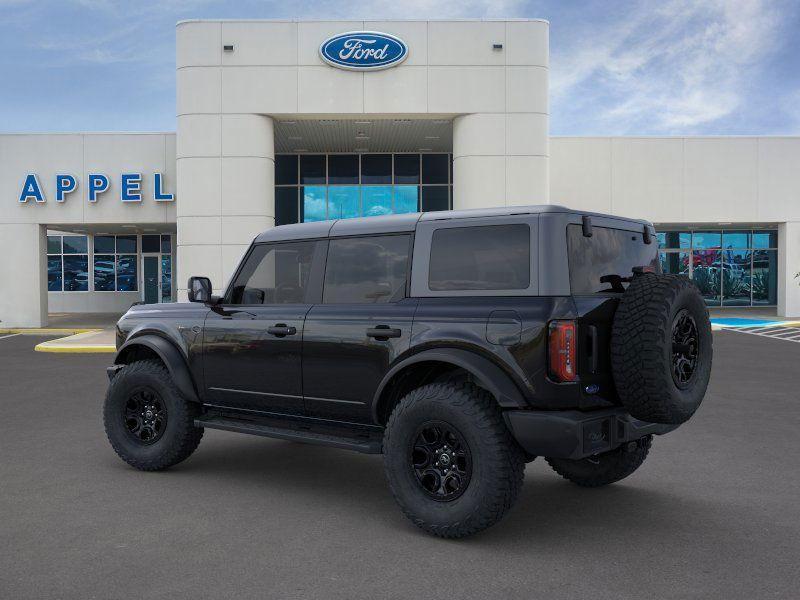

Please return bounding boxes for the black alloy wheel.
[124,387,167,445]
[671,308,699,388]
[411,421,472,502]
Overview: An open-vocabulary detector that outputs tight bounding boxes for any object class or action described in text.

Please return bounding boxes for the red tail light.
[548,320,577,382]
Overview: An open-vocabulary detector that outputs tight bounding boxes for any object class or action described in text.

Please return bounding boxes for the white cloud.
[551,0,791,133]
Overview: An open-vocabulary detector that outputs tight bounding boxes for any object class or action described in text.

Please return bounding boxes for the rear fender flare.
[114,334,200,403]
[371,348,527,422]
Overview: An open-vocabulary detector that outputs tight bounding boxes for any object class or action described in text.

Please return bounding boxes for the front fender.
[114,334,200,403]
[371,347,528,422]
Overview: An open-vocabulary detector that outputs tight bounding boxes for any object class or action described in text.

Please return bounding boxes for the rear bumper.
[503,408,678,460]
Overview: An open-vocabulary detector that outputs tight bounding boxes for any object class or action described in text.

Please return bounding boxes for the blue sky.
[0,0,798,135]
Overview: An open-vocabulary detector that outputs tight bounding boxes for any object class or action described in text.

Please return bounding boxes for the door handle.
[366,326,402,340]
[268,324,297,337]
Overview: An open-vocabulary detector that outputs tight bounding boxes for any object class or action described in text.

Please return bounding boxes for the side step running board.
[195,415,383,454]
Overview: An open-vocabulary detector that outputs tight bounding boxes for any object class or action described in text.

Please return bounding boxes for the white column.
[452,113,549,210]
[176,114,275,300]
[778,221,800,318]
[0,224,47,327]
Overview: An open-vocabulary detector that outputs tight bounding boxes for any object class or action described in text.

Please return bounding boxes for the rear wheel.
[383,381,525,538]
[103,359,203,471]
[546,435,652,487]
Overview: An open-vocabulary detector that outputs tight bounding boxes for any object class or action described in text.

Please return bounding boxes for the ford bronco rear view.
[103,205,712,538]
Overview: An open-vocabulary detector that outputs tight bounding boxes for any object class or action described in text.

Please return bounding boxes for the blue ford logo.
[319,31,408,71]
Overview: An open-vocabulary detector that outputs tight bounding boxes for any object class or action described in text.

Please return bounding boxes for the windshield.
[567,224,660,294]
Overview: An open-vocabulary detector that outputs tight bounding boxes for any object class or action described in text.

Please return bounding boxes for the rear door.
[203,240,324,415]
[302,234,416,423]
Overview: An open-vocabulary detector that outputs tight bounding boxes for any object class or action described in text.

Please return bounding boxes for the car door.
[302,234,417,424]
[203,239,324,415]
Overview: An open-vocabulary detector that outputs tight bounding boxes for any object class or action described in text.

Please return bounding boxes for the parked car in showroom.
[103,205,712,538]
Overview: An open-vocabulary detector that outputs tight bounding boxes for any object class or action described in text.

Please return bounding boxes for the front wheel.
[545,435,652,488]
[103,359,203,471]
[383,381,525,538]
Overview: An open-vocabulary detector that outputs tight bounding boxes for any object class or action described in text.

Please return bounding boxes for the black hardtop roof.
[253,204,652,243]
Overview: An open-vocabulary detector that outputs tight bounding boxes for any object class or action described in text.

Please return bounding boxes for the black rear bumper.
[504,407,678,460]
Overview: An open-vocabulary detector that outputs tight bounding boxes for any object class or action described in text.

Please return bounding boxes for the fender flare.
[114,334,200,403]
[371,348,528,422]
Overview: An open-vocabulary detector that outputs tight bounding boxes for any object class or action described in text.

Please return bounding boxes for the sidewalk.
[0,312,120,354]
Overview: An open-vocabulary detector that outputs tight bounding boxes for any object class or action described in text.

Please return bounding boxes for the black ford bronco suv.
[104,205,712,538]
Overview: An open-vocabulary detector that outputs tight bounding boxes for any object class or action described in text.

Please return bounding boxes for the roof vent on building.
[223,44,235,52]
[492,43,503,50]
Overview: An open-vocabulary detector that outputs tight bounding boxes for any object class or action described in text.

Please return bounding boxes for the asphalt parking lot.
[2,331,799,599]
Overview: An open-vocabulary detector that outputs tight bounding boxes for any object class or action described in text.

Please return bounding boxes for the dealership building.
[1,18,799,328]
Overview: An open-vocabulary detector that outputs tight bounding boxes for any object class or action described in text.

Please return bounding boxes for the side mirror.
[188,276,212,303]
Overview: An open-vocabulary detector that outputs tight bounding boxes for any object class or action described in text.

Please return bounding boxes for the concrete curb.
[0,328,100,335]
[34,343,116,354]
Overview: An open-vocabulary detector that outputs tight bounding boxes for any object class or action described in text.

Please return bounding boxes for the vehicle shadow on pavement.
[134,433,794,559]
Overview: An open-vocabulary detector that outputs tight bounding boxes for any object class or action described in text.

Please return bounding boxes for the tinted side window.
[324,235,410,303]
[567,224,660,294]
[428,224,530,291]
[229,241,316,305]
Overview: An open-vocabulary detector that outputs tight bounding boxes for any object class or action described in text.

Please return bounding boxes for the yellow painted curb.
[34,343,116,354]
[0,328,100,335]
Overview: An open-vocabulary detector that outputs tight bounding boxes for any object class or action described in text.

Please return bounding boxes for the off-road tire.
[383,380,525,538]
[611,273,712,424]
[546,435,652,487]
[103,359,203,471]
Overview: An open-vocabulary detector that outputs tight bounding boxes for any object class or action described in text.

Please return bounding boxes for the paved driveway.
[1,331,799,599]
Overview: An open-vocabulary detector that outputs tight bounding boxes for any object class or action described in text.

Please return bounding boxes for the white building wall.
[0,133,176,326]
[176,19,550,297]
[550,136,800,315]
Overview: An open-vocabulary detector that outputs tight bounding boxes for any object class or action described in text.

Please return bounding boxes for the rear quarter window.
[428,224,530,291]
[567,224,659,294]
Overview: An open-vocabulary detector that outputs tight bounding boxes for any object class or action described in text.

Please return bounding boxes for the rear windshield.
[428,224,530,291]
[567,224,659,294]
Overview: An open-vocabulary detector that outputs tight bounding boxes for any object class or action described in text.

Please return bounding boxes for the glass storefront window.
[47,235,62,254]
[753,250,778,305]
[93,255,116,291]
[276,187,299,225]
[692,250,721,305]
[752,230,778,249]
[300,155,325,184]
[63,255,89,291]
[302,186,327,222]
[94,235,115,253]
[276,153,453,225]
[116,235,137,254]
[394,186,419,214]
[656,232,691,249]
[47,256,62,291]
[63,235,88,254]
[722,231,750,249]
[721,249,751,306]
[116,255,137,291]
[361,154,392,184]
[422,154,449,184]
[141,234,160,253]
[328,186,360,219]
[692,231,721,249]
[161,235,171,254]
[362,186,392,216]
[657,228,778,307]
[161,255,172,302]
[328,155,358,184]
[394,154,420,184]
[421,186,449,212]
[659,251,690,275]
[275,154,298,185]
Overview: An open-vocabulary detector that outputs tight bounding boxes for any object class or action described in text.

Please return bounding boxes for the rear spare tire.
[611,273,712,425]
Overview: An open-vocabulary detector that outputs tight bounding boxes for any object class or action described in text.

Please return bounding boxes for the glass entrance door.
[143,256,159,304]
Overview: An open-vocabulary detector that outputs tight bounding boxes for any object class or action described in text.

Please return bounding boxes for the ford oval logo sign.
[319,31,408,71]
